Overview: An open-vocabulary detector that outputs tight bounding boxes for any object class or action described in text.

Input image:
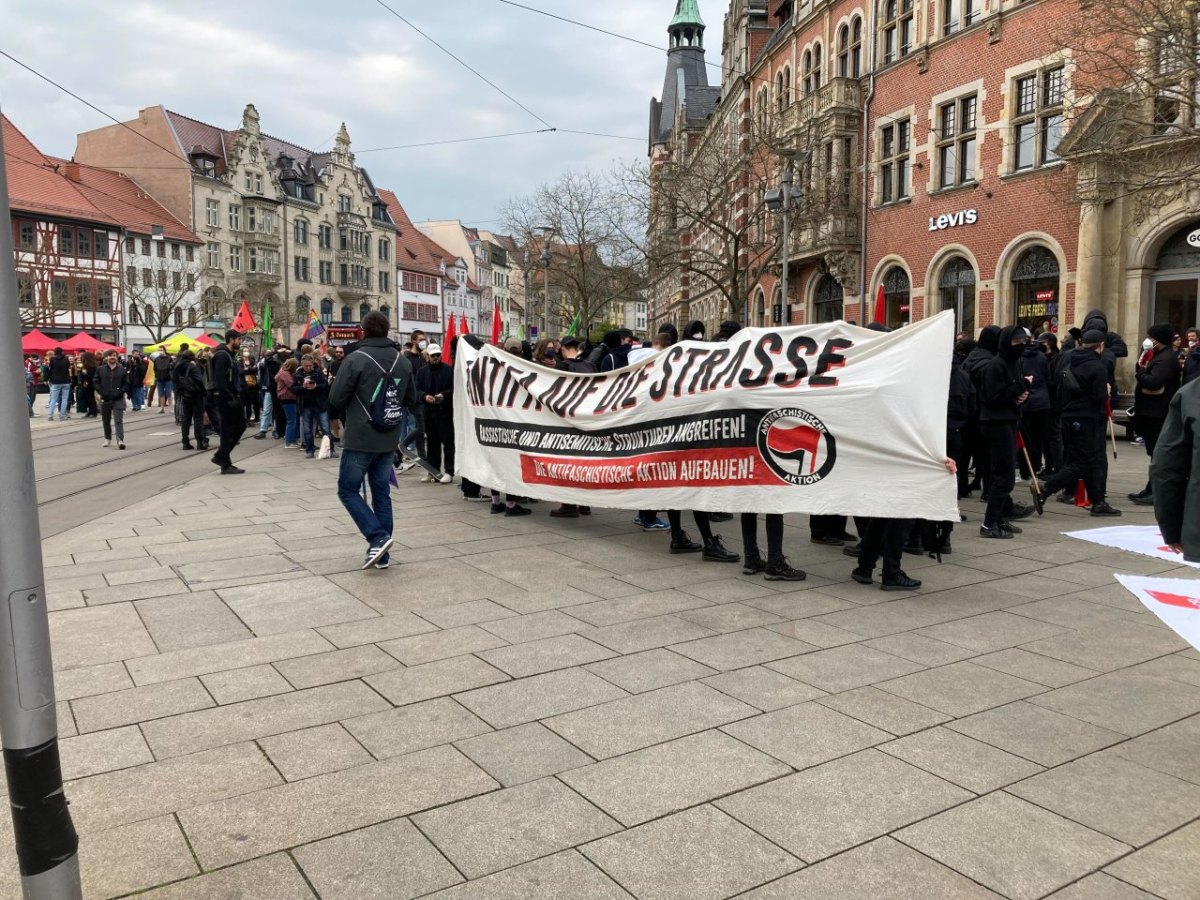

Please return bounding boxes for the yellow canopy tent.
[143,333,218,354]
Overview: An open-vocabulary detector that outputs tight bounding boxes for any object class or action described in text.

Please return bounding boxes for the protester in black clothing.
[949,341,976,498]
[174,351,208,450]
[94,351,128,449]
[1129,323,1182,505]
[1037,333,1064,475]
[414,343,454,481]
[1019,332,1052,478]
[962,325,1000,495]
[598,330,633,373]
[978,326,1031,538]
[210,331,246,474]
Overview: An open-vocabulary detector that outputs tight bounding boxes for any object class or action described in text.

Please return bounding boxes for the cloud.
[0,0,722,226]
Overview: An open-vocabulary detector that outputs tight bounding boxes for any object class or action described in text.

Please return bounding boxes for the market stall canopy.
[143,333,218,354]
[21,330,61,354]
[59,333,121,354]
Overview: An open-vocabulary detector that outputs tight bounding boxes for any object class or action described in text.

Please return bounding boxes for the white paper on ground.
[1115,574,1200,652]
[1064,524,1200,569]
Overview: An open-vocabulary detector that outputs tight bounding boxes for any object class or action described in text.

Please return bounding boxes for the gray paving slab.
[83,577,192,606]
[718,749,970,862]
[179,745,497,868]
[1110,714,1200,785]
[877,661,1046,717]
[293,816,463,899]
[258,723,374,781]
[1046,873,1161,899]
[366,655,509,706]
[702,665,826,710]
[218,579,379,635]
[379,624,510,666]
[478,609,594,644]
[896,792,1131,900]
[201,663,294,704]
[455,667,628,729]
[421,850,629,900]
[584,647,717,693]
[949,700,1127,766]
[561,728,789,826]
[273,644,400,689]
[738,836,1003,899]
[817,686,952,736]
[675,602,786,634]
[126,629,335,685]
[743,589,859,619]
[477,633,616,677]
[134,591,253,651]
[135,854,316,899]
[414,777,619,879]
[344,696,492,759]
[915,610,1068,652]
[71,676,214,733]
[74,815,199,900]
[668,627,818,671]
[587,614,717,654]
[142,680,390,758]
[722,701,889,770]
[50,603,157,670]
[455,722,593,786]
[581,804,802,900]
[1105,820,1200,900]
[315,611,438,648]
[417,599,517,629]
[1027,670,1200,736]
[765,644,925,692]
[545,681,758,759]
[1021,620,1188,671]
[1008,752,1200,846]
[59,725,153,781]
[970,647,1101,687]
[768,617,862,648]
[861,632,978,666]
[879,726,1044,793]
[65,741,282,833]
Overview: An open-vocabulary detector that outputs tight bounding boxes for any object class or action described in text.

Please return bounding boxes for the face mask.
[418,341,428,350]
[692,332,703,340]
[1143,339,1154,351]
[545,349,556,359]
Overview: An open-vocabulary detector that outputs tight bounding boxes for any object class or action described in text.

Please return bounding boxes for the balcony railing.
[244,269,281,285]
[780,77,863,142]
[337,282,369,300]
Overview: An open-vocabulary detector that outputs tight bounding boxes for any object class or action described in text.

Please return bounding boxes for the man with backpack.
[329,311,416,569]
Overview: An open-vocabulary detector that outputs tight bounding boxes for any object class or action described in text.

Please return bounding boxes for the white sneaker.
[103,439,110,447]
[396,462,416,473]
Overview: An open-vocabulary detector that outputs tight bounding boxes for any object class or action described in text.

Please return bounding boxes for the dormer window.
[190,149,217,178]
[338,194,353,213]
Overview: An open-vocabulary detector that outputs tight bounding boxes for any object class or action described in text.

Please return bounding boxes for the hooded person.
[716,320,741,342]
[960,324,1002,496]
[1037,329,1121,517]
[682,320,706,342]
[1019,329,1052,477]
[1081,309,1129,360]
[657,322,679,346]
[977,325,1032,538]
[598,330,631,372]
[1129,323,1182,504]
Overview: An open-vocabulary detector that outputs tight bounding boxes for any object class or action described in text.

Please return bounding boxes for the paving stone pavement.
[9,445,1200,898]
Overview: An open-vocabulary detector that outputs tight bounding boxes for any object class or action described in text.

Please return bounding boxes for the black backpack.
[354,350,404,432]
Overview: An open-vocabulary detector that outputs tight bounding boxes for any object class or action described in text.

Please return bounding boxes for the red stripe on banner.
[520,447,779,489]
[1147,590,1200,610]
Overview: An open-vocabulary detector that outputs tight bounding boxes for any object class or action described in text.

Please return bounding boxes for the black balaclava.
[998,325,1024,361]
[977,325,1002,353]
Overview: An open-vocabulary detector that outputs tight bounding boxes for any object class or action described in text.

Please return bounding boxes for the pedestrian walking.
[173,350,208,450]
[329,311,416,569]
[94,351,128,449]
[153,351,174,414]
[210,331,246,474]
[45,347,71,420]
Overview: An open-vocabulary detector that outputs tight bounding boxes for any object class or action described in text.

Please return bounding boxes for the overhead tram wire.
[357,128,554,153]
[491,0,724,71]
[369,0,554,130]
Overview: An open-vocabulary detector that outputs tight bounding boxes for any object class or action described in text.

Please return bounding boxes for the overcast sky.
[0,0,723,230]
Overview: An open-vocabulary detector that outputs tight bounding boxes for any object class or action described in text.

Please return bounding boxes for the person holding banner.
[978,326,1032,538]
[1151,376,1200,561]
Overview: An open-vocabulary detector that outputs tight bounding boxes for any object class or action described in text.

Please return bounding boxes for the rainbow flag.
[302,309,326,342]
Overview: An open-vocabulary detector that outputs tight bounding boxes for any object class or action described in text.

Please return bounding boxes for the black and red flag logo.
[757,408,837,486]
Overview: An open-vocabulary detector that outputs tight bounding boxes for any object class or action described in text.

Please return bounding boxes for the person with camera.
[1129,324,1181,506]
[297,354,334,460]
[414,343,454,482]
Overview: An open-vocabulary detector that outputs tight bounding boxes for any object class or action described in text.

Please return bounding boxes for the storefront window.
[1011,246,1060,336]
[882,266,910,328]
[1152,221,1200,333]
[938,256,976,336]
[813,274,844,323]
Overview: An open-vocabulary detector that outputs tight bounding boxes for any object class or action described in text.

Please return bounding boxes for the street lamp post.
[540,245,552,338]
[764,153,800,327]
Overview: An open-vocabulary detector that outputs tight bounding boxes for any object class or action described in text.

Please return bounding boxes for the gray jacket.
[328,338,416,454]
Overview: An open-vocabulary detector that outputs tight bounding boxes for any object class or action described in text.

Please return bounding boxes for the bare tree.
[502,170,646,337]
[1057,0,1200,197]
[124,256,202,342]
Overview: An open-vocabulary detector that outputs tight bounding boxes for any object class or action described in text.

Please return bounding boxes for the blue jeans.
[48,383,70,418]
[130,386,144,410]
[302,407,331,453]
[337,450,394,545]
[281,401,299,444]
[259,392,274,433]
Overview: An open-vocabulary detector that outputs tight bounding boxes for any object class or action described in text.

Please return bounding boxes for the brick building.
[648,0,1199,383]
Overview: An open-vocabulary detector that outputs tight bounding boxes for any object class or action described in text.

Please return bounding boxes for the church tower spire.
[668,0,705,50]
[649,0,711,148]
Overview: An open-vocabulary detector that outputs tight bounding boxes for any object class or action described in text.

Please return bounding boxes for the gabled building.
[413,219,494,332]
[378,188,452,342]
[5,115,123,345]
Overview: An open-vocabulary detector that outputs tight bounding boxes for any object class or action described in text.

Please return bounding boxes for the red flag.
[490,298,502,345]
[766,423,823,474]
[445,313,457,364]
[872,283,886,326]
[460,313,469,335]
[231,300,256,334]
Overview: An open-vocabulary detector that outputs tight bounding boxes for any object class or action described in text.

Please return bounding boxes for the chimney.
[64,162,81,182]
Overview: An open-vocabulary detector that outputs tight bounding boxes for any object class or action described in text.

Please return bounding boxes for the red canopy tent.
[59,333,121,354]
[21,330,61,354]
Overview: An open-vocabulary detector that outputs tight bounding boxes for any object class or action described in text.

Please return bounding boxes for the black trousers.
[180,397,205,446]
[742,513,784,565]
[213,401,245,467]
[668,510,713,541]
[982,420,1017,528]
[1019,409,1052,477]
[856,518,909,579]
[810,514,850,541]
[1044,417,1105,504]
[426,415,455,475]
[1045,412,1064,474]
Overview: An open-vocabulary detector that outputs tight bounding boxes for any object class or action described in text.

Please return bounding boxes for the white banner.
[1064,525,1200,569]
[453,312,958,518]
[1116,574,1200,652]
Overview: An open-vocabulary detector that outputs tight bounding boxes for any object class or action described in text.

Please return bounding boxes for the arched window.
[173,307,183,327]
[1152,221,1200,334]
[341,305,352,322]
[359,303,370,320]
[783,67,792,107]
[187,306,197,327]
[881,266,911,328]
[813,274,844,323]
[812,43,823,91]
[129,304,141,324]
[776,71,785,113]
[1011,246,1060,336]
[838,25,850,77]
[803,50,814,95]
[851,17,863,77]
[320,298,334,323]
[294,297,308,320]
[380,305,391,322]
[938,256,976,336]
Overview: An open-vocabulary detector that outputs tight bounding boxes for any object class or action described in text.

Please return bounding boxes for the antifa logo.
[757,408,837,486]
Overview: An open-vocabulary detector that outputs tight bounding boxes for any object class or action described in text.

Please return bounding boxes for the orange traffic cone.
[1074,479,1090,508]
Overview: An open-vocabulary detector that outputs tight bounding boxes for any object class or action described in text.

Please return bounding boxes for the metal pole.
[543,261,549,337]
[0,103,82,899]
[780,163,792,325]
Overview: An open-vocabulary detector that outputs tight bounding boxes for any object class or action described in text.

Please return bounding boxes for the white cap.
[1143,338,1154,350]
[426,343,442,355]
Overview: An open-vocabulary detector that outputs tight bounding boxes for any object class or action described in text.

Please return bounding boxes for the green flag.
[565,311,581,337]
[261,303,274,350]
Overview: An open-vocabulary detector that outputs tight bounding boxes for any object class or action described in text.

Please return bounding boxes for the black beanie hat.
[1148,323,1175,345]
[716,320,741,341]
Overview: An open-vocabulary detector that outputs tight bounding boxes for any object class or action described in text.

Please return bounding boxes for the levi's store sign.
[928,209,978,232]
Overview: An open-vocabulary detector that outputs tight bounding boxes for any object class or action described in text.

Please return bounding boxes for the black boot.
[702,535,740,563]
[765,558,806,581]
[1091,501,1122,517]
[881,571,922,591]
[742,552,766,575]
[670,531,703,553]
